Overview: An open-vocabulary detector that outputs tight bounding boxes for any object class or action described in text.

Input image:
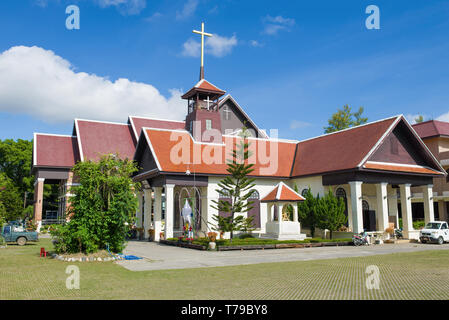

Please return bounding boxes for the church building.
[31,24,446,241]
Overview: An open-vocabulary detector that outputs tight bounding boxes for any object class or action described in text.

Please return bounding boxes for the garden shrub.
[50,154,139,254]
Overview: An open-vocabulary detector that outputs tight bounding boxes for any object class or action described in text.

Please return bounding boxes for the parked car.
[419,221,449,245]
[1,223,38,246]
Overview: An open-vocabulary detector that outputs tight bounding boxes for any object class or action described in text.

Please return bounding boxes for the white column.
[200,187,209,234]
[423,185,435,223]
[153,187,162,241]
[277,203,283,235]
[438,201,448,222]
[349,181,363,233]
[144,188,152,239]
[376,183,389,232]
[164,184,175,239]
[399,184,413,236]
[388,188,399,228]
[293,203,298,222]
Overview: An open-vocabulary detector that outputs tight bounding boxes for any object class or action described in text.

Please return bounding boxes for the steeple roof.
[181,79,226,99]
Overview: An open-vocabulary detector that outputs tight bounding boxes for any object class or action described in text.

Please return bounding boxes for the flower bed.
[162,237,352,251]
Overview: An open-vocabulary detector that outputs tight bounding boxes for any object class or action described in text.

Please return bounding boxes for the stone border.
[160,239,207,250]
[160,240,352,251]
[51,253,123,262]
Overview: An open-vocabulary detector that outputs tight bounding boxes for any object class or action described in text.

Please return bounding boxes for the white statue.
[181,200,193,238]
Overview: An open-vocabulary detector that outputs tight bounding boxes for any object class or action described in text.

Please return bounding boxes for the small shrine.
[261,182,307,240]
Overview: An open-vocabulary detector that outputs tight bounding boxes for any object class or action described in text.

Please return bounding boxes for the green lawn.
[1,239,448,300]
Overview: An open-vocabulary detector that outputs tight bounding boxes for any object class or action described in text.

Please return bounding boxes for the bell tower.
[182,79,225,143]
[182,22,225,143]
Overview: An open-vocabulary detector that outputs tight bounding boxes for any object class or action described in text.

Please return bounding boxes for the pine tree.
[315,191,347,239]
[211,128,256,242]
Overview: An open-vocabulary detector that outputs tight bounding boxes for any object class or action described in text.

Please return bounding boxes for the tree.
[296,187,319,237]
[211,128,256,242]
[315,191,347,239]
[51,154,140,254]
[0,139,34,195]
[324,105,368,133]
[415,115,424,123]
[0,172,23,222]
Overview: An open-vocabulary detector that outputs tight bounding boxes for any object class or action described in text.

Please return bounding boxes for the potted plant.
[148,229,155,242]
[136,227,144,240]
[208,232,217,250]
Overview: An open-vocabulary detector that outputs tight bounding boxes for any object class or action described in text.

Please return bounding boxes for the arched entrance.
[177,187,203,236]
[362,199,376,231]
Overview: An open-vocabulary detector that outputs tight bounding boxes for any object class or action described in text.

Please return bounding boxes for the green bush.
[51,155,139,254]
[238,233,254,239]
[413,220,426,230]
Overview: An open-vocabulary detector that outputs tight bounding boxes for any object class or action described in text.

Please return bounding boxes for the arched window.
[248,190,260,228]
[301,188,309,197]
[362,200,369,212]
[218,189,232,217]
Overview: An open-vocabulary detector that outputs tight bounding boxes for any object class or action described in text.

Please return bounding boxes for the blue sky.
[0,0,448,141]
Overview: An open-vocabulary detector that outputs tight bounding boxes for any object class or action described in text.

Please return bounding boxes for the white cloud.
[0,46,185,123]
[176,0,198,20]
[182,38,201,57]
[290,120,311,130]
[144,12,163,22]
[249,40,264,47]
[96,0,146,15]
[182,34,238,58]
[437,113,449,122]
[263,15,295,35]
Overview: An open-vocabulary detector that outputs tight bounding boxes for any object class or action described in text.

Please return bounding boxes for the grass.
[0,239,448,299]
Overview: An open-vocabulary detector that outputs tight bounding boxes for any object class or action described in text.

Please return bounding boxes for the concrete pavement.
[116,240,449,271]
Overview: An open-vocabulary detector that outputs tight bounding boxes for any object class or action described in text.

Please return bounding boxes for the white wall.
[207,176,289,235]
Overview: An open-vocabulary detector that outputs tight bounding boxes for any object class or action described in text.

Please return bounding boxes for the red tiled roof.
[129,116,185,140]
[363,161,444,175]
[143,128,297,177]
[34,134,80,167]
[181,79,226,99]
[291,116,399,177]
[261,182,305,202]
[195,79,225,93]
[75,120,136,162]
[412,120,449,139]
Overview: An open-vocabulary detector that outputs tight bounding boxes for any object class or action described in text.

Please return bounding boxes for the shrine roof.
[261,182,305,202]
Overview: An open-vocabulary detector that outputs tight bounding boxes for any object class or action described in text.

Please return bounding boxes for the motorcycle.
[352,231,370,246]
[394,228,403,239]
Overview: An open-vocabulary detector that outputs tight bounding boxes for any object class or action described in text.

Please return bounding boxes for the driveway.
[116,241,449,271]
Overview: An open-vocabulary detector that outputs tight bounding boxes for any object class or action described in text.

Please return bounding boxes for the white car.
[419,221,449,245]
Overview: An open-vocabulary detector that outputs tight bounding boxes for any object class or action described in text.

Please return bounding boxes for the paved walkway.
[116,241,449,271]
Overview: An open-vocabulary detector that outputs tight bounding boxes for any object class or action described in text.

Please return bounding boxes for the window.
[223,105,231,120]
[205,119,212,130]
[442,223,448,230]
[189,121,193,132]
[249,190,259,199]
[390,137,398,155]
